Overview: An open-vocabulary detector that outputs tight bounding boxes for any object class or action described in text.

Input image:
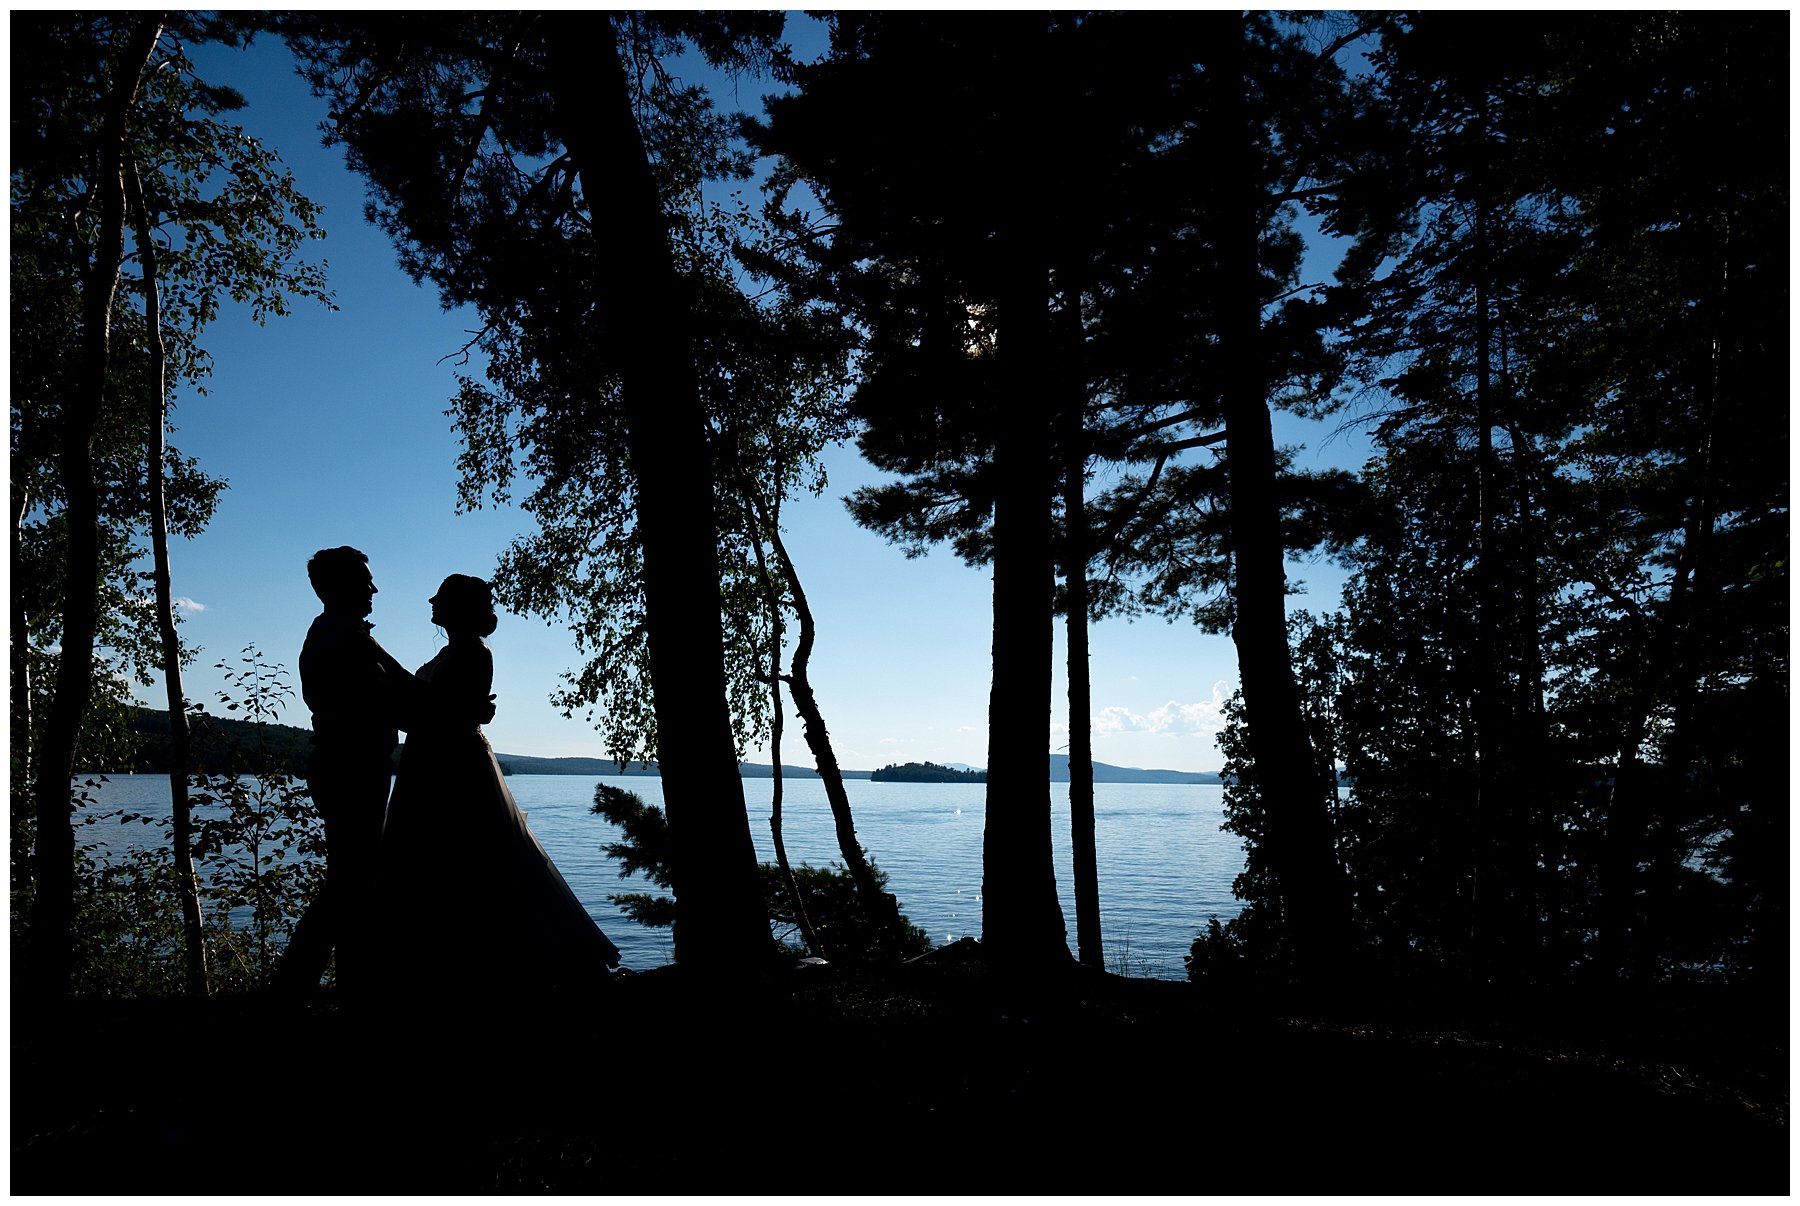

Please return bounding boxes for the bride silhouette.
[379,573,621,996]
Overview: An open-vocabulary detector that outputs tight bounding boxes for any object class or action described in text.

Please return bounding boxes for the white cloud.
[879,736,899,745]
[128,593,206,615]
[1092,681,1231,736]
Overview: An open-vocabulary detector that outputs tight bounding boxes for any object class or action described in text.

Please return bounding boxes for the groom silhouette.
[275,546,439,998]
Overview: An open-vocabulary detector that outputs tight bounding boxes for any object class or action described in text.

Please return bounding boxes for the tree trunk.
[1630,221,1736,979]
[1469,145,1515,981]
[28,16,162,1000]
[981,119,1070,966]
[1057,293,1103,970]
[1600,358,1718,980]
[13,486,33,879]
[127,151,210,996]
[982,377,1068,966]
[1213,14,1343,976]
[761,520,910,957]
[1504,418,1555,978]
[763,587,824,960]
[548,15,770,970]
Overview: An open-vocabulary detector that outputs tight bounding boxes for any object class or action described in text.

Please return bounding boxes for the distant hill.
[112,707,319,776]
[870,761,987,783]
[1049,754,1222,785]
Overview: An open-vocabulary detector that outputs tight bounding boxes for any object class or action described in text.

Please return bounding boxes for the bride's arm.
[465,644,497,725]
[439,643,498,727]
[386,643,497,731]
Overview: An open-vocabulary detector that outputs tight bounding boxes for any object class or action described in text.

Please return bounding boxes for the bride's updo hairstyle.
[431,573,499,638]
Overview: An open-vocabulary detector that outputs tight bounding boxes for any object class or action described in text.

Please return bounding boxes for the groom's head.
[308,546,377,616]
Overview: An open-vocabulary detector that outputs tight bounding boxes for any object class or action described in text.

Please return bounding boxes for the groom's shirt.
[300,607,404,760]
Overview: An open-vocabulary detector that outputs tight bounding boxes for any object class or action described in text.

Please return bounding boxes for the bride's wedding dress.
[379,638,621,994]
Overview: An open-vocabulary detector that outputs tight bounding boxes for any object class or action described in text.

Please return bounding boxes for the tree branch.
[1312,21,1384,70]
[1156,429,1231,454]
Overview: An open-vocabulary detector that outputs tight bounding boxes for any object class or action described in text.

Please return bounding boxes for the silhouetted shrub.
[592,782,931,961]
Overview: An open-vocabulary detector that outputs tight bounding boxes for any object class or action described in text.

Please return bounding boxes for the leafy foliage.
[12,13,331,990]
[13,12,329,633]
[29,649,327,996]
[768,860,931,962]
[287,14,848,769]
[1195,12,1786,989]
[591,782,930,961]
[186,650,326,986]
[591,783,679,929]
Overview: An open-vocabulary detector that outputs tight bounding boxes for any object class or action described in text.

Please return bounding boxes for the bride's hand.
[477,693,497,725]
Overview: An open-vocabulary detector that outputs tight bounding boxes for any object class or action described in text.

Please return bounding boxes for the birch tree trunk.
[28,16,162,999]
[752,521,824,960]
[127,150,210,996]
[765,520,911,957]
[1058,293,1102,970]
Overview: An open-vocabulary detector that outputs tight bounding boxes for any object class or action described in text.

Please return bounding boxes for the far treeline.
[14,12,1783,1000]
[871,762,987,784]
[120,707,314,777]
[115,717,1225,787]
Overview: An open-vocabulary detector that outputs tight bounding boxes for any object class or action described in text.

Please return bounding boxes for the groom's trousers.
[273,744,391,998]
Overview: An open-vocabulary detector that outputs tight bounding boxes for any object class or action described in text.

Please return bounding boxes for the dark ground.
[11,949,1788,1195]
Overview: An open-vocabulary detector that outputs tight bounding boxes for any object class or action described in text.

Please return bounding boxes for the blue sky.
[124,24,1368,776]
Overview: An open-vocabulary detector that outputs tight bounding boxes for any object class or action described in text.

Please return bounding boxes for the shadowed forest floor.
[11,951,1787,1195]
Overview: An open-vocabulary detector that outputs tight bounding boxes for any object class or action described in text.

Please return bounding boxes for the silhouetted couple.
[275,547,620,1003]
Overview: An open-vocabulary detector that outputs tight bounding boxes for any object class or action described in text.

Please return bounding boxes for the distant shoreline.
[104,708,1224,786]
[495,753,1223,786]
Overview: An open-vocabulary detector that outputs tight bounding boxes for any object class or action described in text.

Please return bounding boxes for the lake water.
[73,774,1245,980]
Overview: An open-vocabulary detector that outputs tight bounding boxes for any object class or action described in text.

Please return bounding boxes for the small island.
[870,761,987,783]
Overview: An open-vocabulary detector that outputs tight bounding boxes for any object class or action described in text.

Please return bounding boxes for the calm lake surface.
[75,774,1245,980]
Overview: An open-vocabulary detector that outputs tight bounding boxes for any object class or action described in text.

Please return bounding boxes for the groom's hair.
[308,546,370,603]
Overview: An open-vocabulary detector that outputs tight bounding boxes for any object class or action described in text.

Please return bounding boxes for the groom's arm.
[369,641,425,733]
